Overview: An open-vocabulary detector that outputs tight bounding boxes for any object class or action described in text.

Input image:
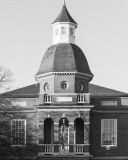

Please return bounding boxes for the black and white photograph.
[0,0,128,160]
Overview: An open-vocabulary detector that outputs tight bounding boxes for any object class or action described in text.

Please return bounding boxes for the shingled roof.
[36,43,93,78]
[52,4,77,27]
[3,83,126,98]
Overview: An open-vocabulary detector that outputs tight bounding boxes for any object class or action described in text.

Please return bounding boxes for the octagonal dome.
[36,43,93,77]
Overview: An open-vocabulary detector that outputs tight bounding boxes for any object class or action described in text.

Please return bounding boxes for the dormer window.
[61,27,66,34]
[55,28,58,35]
[70,28,73,35]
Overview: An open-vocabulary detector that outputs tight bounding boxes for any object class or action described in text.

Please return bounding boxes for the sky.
[0,0,128,93]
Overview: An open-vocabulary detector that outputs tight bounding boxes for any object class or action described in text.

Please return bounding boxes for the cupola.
[35,2,94,105]
[51,4,77,44]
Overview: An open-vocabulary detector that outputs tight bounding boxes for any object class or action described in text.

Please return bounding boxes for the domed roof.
[36,43,93,78]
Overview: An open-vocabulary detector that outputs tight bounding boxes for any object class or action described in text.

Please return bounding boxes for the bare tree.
[0,66,14,93]
[0,66,38,160]
[0,66,14,159]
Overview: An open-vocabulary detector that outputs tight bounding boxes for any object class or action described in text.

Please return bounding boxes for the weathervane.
[64,0,66,5]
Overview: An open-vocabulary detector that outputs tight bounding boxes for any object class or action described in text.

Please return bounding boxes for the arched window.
[74,118,84,144]
[59,118,69,152]
[44,118,54,144]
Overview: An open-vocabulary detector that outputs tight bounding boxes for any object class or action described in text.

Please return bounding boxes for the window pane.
[11,119,26,145]
[62,27,66,34]
[70,28,73,35]
[101,119,117,146]
[55,28,58,35]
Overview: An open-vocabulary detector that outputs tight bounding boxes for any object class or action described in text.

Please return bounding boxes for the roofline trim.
[51,22,78,28]
[35,71,93,81]
[0,94,38,98]
[35,108,92,111]
[92,110,128,113]
[90,93,128,97]
[39,93,90,96]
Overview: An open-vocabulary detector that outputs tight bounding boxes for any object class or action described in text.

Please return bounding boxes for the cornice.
[35,72,93,81]
[51,22,78,28]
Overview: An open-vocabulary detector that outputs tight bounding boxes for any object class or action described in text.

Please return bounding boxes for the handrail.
[38,144,89,155]
[38,144,90,146]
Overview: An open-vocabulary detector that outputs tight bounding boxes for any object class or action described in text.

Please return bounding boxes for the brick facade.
[90,97,128,159]
[1,2,128,160]
[7,95,128,160]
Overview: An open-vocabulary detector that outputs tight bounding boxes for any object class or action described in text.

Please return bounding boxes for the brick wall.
[40,76,54,94]
[75,76,89,93]
[90,99,128,158]
[54,75,75,93]
[39,74,90,94]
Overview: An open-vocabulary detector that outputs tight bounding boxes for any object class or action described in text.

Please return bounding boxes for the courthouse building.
[3,3,128,160]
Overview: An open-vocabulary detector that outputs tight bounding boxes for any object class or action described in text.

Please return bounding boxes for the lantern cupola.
[51,4,77,44]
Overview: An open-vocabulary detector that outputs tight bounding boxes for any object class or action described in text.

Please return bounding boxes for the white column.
[69,122,74,153]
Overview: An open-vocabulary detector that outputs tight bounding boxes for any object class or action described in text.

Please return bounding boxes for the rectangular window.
[70,28,73,35]
[101,119,117,146]
[11,119,26,146]
[11,102,26,107]
[54,28,58,35]
[61,27,66,34]
[101,101,117,106]
[121,97,128,106]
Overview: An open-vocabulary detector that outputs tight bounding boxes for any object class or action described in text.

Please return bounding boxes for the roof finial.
[64,0,66,5]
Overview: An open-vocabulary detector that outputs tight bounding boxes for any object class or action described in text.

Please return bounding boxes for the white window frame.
[11,102,26,107]
[54,28,58,35]
[44,94,52,104]
[101,119,117,147]
[11,119,26,146]
[77,94,89,104]
[121,97,128,106]
[61,27,66,34]
[70,27,74,36]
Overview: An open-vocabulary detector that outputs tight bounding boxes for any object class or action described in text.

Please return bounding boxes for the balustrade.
[77,94,90,104]
[38,144,89,155]
[44,95,52,104]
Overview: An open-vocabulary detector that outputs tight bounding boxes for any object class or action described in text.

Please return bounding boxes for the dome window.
[61,27,66,34]
[79,82,84,91]
[55,28,58,35]
[44,83,49,91]
[70,28,73,35]
[61,81,68,89]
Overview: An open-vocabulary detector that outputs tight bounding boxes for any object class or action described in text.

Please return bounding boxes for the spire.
[52,4,77,28]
